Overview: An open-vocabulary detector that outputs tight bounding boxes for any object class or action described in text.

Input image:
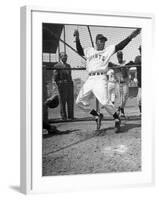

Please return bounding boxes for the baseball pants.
[107,81,116,103]
[76,75,116,115]
[116,82,129,108]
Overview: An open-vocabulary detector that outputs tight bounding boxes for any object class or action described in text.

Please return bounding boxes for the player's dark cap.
[96,34,107,42]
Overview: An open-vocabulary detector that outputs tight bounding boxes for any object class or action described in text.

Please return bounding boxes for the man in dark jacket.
[54,52,74,120]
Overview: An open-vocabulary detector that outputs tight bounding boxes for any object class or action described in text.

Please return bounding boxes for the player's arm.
[73,30,84,56]
[115,28,141,53]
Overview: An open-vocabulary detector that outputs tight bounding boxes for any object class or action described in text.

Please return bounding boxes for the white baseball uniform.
[76,45,117,115]
[106,69,117,103]
[115,61,129,109]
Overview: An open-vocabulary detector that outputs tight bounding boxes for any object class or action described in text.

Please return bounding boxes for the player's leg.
[76,77,98,114]
[115,82,121,110]
[76,78,93,111]
[117,83,124,116]
[110,82,116,104]
[93,77,121,132]
[120,83,129,117]
[58,83,67,120]
[76,77,102,129]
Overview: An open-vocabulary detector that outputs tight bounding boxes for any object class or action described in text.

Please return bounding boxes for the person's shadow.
[95,123,141,136]
[43,129,80,138]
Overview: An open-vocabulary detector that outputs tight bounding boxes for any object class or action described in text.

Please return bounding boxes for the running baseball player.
[73,28,141,132]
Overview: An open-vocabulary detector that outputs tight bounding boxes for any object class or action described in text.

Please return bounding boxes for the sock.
[113,112,120,120]
[90,109,99,116]
[139,105,141,113]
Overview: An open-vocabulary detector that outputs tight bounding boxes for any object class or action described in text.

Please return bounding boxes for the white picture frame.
[20,6,154,194]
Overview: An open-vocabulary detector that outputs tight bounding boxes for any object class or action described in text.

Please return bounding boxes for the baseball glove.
[45,95,59,108]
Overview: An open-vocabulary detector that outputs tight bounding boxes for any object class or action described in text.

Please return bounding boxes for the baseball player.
[73,28,140,132]
[115,51,130,118]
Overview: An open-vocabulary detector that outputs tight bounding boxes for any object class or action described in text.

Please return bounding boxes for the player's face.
[96,39,106,50]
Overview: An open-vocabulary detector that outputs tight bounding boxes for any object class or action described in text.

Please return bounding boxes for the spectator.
[54,52,74,120]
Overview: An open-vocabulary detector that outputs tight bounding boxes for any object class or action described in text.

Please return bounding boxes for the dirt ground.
[42,114,141,176]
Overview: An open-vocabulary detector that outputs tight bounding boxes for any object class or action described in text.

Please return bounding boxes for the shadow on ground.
[43,129,80,139]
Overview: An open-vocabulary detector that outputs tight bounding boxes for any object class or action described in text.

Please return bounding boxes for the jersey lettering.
[88,53,107,62]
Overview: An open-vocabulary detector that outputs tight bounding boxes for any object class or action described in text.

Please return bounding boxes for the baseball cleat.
[114,119,121,133]
[96,113,103,130]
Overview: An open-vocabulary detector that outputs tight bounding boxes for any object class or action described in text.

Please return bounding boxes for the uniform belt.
[89,72,105,76]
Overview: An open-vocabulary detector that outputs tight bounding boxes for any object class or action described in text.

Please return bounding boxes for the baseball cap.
[96,34,107,42]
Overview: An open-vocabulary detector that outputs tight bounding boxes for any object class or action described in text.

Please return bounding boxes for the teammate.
[73,28,140,132]
[134,45,142,115]
[115,51,130,118]
[54,52,74,120]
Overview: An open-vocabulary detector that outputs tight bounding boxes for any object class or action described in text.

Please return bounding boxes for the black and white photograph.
[19,6,155,194]
[42,23,142,176]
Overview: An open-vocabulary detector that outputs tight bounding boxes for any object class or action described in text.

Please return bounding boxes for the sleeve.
[76,40,84,56]
[105,45,116,60]
[84,47,94,59]
[115,36,132,53]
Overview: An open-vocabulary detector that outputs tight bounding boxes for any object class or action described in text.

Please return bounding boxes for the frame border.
[20,6,155,194]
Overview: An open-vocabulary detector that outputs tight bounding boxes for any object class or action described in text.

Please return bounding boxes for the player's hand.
[130,28,141,39]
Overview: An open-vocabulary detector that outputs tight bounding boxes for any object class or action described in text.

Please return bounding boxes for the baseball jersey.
[84,45,115,73]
